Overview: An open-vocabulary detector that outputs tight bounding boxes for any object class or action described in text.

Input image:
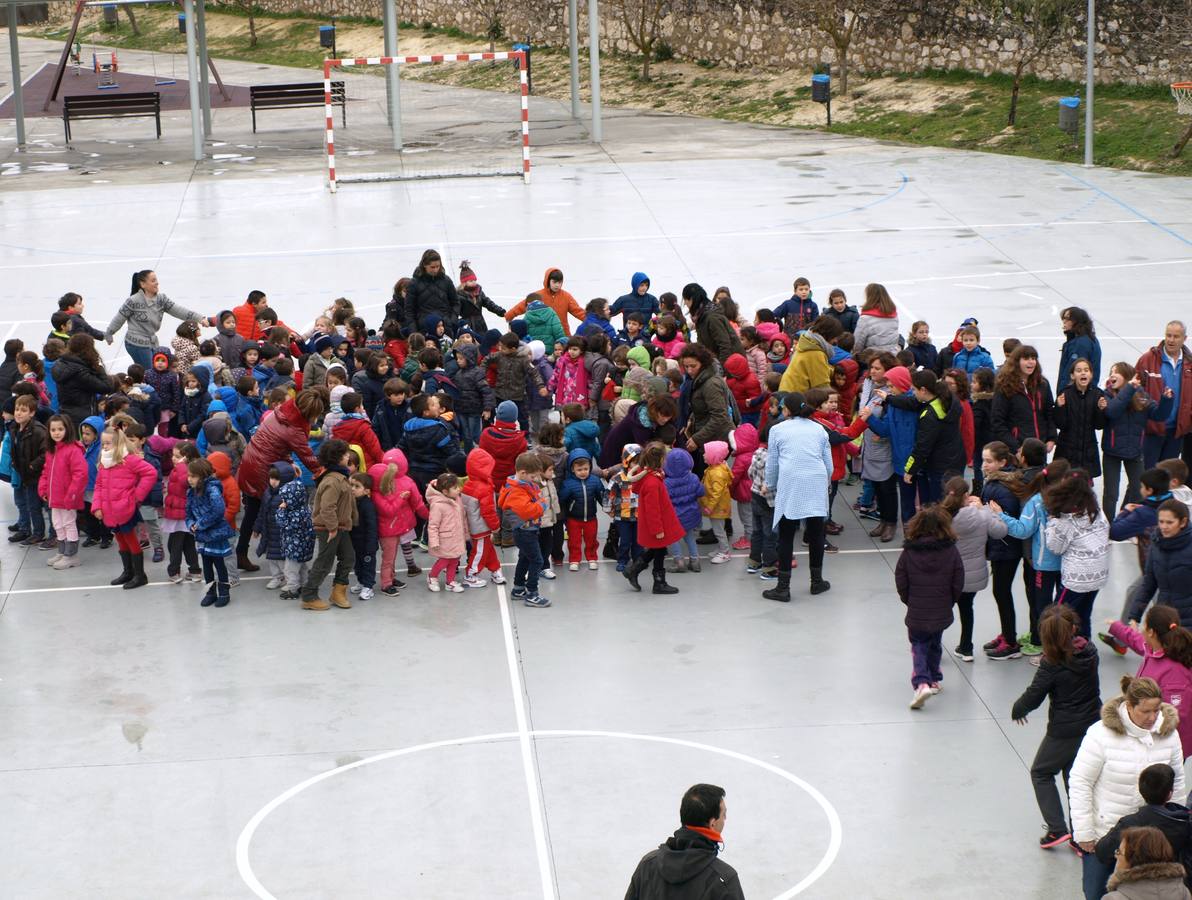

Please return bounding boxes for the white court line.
[496,584,556,899]
[1017,321,1044,330]
[234,729,843,899]
[1,322,19,344]
[0,574,272,597]
[1018,291,1044,300]
[952,283,993,290]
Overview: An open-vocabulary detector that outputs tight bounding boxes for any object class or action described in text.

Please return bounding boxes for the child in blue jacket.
[559,448,606,570]
[1102,362,1173,518]
[185,457,236,608]
[951,326,995,375]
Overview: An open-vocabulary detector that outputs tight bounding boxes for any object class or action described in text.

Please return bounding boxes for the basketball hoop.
[1173,82,1192,116]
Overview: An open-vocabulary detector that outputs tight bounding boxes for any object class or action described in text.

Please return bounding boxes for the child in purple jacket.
[663,446,705,573]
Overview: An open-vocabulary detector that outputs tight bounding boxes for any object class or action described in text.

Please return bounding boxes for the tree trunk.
[1008,59,1025,126]
[838,48,849,94]
[248,9,257,48]
[124,5,139,36]
[1174,119,1192,158]
[642,50,651,81]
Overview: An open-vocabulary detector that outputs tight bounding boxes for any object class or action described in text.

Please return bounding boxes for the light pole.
[1084,0,1095,166]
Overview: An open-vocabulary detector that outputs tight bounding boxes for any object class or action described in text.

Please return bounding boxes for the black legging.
[641,547,667,572]
[874,475,899,524]
[236,494,262,557]
[777,516,825,574]
[956,590,977,653]
[990,557,1020,643]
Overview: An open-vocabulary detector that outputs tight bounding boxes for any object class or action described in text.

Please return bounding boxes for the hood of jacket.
[631,272,650,292]
[733,423,759,458]
[426,481,453,510]
[191,361,214,393]
[466,447,495,483]
[769,332,792,353]
[216,312,237,337]
[457,344,479,368]
[657,828,721,886]
[568,419,599,440]
[903,537,956,553]
[381,447,409,477]
[566,447,593,469]
[81,414,106,440]
[664,447,694,479]
[1101,696,1179,738]
[1155,524,1192,554]
[207,399,228,416]
[724,353,750,379]
[208,451,233,479]
[796,331,830,357]
[217,386,240,414]
[885,366,913,393]
[270,459,298,485]
[541,267,563,291]
[1105,862,1188,893]
[627,345,652,369]
[703,440,729,467]
[421,313,444,335]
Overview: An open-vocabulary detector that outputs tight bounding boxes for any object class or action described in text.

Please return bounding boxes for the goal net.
[323,51,530,191]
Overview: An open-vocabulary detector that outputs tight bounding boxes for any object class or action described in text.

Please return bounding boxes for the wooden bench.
[249,82,346,133]
[63,92,161,143]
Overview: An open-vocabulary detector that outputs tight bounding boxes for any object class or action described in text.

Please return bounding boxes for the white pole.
[7,3,25,146]
[1084,0,1094,167]
[568,0,579,118]
[196,0,211,136]
[182,0,202,161]
[588,0,601,142]
[383,0,401,148]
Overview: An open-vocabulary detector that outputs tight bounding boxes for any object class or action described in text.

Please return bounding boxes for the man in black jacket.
[1096,763,1192,884]
[625,783,745,900]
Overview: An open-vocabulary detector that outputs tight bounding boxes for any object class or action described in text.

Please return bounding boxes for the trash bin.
[812,73,831,104]
[102,4,117,26]
[1059,96,1080,134]
[177,13,186,34]
[319,25,336,49]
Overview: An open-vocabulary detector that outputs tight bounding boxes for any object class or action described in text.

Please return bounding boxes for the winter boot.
[880,523,897,543]
[602,527,619,559]
[46,540,65,566]
[810,567,831,595]
[200,582,218,607]
[867,522,886,538]
[214,579,230,608]
[54,541,80,569]
[237,552,260,573]
[762,572,791,603]
[622,556,649,592]
[110,551,134,586]
[652,569,679,595]
[301,594,331,611]
[123,552,149,590]
[330,582,352,609]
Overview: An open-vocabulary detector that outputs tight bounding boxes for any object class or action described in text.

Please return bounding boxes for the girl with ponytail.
[1107,604,1192,759]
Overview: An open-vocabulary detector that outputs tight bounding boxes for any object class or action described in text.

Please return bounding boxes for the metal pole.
[196,0,211,136]
[182,0,202,161]
[1084,0,1095,167]
[568,0,579,118]
[382,0,401,147]
[588,0,601,142]
[7,3,25,146]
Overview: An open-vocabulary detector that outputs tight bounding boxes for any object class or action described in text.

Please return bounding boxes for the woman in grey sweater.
[105,270,213,369]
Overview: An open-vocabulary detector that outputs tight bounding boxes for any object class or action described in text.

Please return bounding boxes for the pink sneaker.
[731,536,751,551]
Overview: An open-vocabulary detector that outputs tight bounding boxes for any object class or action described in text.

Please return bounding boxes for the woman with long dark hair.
[104,270,213,370]
[403,249,462,335]
[1058,306,1102,392]
[682,283,742,366]
[53,334,114,426]
[991,344,1056,453]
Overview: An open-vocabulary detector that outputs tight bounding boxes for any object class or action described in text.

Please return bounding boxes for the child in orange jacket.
[497,451,550,608]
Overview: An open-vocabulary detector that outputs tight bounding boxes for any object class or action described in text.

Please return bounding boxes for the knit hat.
[480,329,503,355]
[510,319,528,340]
[313,335,335,355]
[152,350,170,368]
[446,451,468,476]
[496,400,518,423]
[459,260,477,285]
[703,440,729,467]
[885,366,912,393]
[527,340,546,362]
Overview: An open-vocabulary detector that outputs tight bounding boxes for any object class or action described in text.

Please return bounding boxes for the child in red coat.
[163,441,203,583]
[332,391,383,468]
[480,400,528,545]
[623,442,684,595]
[461,447,506,587]
[724,352,764,427]
[93,426,159,590]
[807,387,871,543]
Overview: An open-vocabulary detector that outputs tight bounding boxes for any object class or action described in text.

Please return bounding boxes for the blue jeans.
[669,529,698,560]
[858,478,875,508]
[13,481,28,531]
[457,414,482,451]
[908,628,943,688]
[615,519,640,567]
[750,495,777,567]
[1082,852,1112,900]
[1058,587,1098,640]
[125,342,156,370]
[19,482,44,537]
[1144,431,1182,469]
[513,528,542,595]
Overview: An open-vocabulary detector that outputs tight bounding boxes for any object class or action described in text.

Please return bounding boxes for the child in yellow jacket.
[700,440,732,564]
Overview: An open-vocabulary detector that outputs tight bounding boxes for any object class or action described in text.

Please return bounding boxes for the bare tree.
[987,0,1080,125]
[474,0,504,53]
[810,1,862,94]
[609,0,669,80]
[234,0,258,48]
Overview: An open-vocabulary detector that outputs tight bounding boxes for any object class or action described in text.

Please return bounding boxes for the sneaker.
[758,567,778,581]
[844,473,860,486]
[1028,655,1042,667]
[587,560,598,570]
[616,563,626,573]
[568,563,579,572]
[540,568,556,580]
[710,551,731,564]
[1098,632,1128,656]
[511,585,528,600]
[382,585,400,596]
[953,646,974,662]
[463,575,487,588]
[413,540,428,552]
[82,536,100,547]
[929,683,942,695]
[824,521,844,536]
[38,537,56,551]
[909,685,932,709]
[983,634,1004,651]
[359,587,374,600]
[731,536,751,551]
[695,532,719,546]
[279,589,297,600]
[426,576,441,593]
[152,547,164,563]
[1040,830,1071,850]
[524,593,552,608]
[1017,633,1034,647]
[393,578,406,589]
[986,638,1022,661]
[745,560,761,574]
[1019,639,1043,657]
[349,584,362,595]
[688,558,701,573]
[407,564,422,576]
[99,536,112,549]
[186,571,203,583]
[823,540,839,554]
[1068,839,1087,857]
[445,581,465,593]
[265,577,283,590]
[7,523,20,532]
[19,535,40,546]
[169,572,184,584]
[490,571,506,585]
[857,507,881,521]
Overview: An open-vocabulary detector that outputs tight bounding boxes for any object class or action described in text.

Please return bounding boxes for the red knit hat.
[459,259,478,285]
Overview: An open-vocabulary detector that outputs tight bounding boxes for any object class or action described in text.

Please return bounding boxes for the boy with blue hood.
[559,447,606,571]
[79,414,111,548]
[562,402,600,457]
[453,343,495,451]
[611,272,659,321]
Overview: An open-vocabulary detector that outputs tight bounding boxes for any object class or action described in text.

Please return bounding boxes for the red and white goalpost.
[323,50,530,192]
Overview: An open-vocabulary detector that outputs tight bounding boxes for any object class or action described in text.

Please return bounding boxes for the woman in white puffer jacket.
[1069,675,1185,900]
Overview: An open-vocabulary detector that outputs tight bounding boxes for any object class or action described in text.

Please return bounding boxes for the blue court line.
[1062,169,1192,248]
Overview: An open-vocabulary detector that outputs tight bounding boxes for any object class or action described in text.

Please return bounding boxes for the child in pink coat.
[547,338,589,408]
[92,427,159,590]
[1109,604,1192,758]
[38,414,88,570]
[367,447,429,594]
[426,473,467,593]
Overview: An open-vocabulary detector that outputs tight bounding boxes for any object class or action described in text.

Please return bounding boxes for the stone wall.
[235,0,1192,85]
